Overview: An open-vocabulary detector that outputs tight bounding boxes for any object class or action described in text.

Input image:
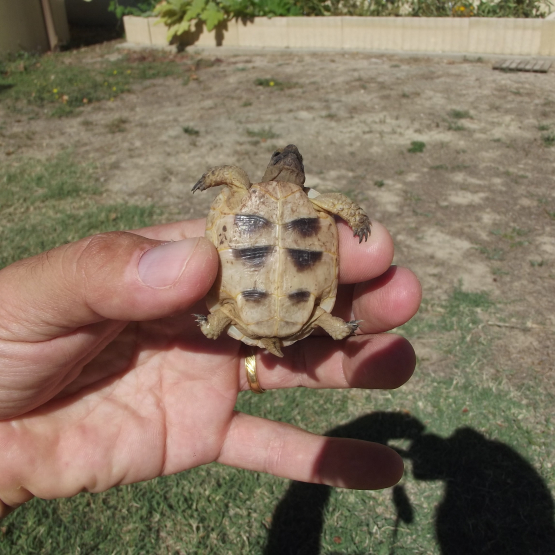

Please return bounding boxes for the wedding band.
[245,348,266,394]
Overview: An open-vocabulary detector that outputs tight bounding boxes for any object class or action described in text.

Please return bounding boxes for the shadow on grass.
[264,412,555,555]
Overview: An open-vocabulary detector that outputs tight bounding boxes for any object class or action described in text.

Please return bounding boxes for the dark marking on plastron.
[288,290,311,303]
[222,225,227,232]
[288,249,323,271]
[285,218,320,238]
[241,289,269,301]
[235,214,271,234]
[233,246,273,267]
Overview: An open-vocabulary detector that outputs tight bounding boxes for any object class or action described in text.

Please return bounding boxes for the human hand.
[0,218,421,518]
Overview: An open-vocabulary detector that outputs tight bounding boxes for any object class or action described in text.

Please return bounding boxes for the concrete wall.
[0,0,69,54]
[124,15,555,56]
[50,0,71,44]
[0,0,49,53]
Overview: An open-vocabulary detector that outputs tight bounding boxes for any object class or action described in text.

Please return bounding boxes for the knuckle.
[72,231,148,307]
[264,435,286,476]
[75,231,141,276]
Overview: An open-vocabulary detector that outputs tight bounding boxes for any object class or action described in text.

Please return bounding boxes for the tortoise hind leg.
[192,165,251,193]
[312,309,361,340]
[194,310,232,339]
[309,192,371,243]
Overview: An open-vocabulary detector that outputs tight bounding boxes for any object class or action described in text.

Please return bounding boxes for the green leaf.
[186,0,208,19]
[176,17,192,35]
[202,2,225,30]
[166,23,181,40]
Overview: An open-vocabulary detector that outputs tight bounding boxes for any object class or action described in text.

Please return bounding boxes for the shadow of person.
[408,427,555,554]
[264,412,555,555]
[263,412,424,555]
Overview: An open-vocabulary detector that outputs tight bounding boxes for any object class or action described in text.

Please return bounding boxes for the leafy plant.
[328,0,552,16]
[409,0,452,16]
[254,77,298,89]
[229,0,303,16]
[541,132,555,147]
[83,0,159,18]
[85,0,553,20]
[408,140,426,153]
[449,109,472,119]
[153,0,309,41]
[109,0,159,17]
[255,77,277,87]
[154,0,227,37]
[183,125,200,135]
[473,0,549,17]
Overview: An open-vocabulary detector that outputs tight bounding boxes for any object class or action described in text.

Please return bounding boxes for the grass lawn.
[0,49,187,118]
[0,46,554,555]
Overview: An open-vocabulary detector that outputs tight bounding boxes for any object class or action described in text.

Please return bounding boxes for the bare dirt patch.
[1,43,554,387]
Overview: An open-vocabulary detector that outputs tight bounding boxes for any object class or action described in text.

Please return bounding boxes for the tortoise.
[192,144,371,357]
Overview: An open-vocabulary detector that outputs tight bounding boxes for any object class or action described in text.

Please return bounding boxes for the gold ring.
[245,348,266,394]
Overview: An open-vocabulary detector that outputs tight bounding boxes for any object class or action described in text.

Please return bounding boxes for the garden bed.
[123,15,555,56]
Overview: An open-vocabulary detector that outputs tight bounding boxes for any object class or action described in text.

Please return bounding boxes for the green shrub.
[329,0,551,16]
[408,140,426,153]
[472,0,548,17]
[152,0,319,41]
[107,0,159,18]
[154,0,225,37]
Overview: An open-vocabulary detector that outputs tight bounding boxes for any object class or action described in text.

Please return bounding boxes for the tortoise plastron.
[192,145,371,357]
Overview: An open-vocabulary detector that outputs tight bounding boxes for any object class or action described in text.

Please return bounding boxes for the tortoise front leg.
[194,310,232,339]
[309,193,371,243]
[192,165,251,193]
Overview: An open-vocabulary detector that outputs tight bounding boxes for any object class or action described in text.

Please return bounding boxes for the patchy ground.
[1,43,554,388]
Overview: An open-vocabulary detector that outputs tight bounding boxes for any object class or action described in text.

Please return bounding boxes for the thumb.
[0,231,219,342]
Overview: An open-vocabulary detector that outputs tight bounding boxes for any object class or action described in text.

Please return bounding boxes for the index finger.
[131,218,206,241]
[336,220,394,284]
[133,218,394,285]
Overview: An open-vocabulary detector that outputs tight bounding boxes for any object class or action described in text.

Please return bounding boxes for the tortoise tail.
[260,337,284,357]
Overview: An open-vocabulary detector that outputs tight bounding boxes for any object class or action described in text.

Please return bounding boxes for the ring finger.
[240,332,416,392]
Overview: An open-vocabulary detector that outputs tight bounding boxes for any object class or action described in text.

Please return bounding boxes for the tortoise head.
[261,144,306,186]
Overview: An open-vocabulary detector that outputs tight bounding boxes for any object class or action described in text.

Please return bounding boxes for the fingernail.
[138,238,199,288]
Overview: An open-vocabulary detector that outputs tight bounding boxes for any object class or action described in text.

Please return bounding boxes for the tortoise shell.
[205,180,338,349]
[193,144,370,356]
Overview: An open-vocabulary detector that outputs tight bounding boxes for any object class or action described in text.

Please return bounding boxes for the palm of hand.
[0,220,420,516]
[47,307,242,495]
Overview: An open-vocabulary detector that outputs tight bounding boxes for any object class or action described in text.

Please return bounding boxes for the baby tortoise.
[192,144,371,357]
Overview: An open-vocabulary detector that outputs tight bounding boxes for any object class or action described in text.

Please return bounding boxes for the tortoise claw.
[347,320,363,334]
[191,177,206,193]
[353,218,371,243]
[193,313,208,325]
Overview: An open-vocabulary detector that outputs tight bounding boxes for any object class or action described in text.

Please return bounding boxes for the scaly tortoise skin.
[192,145,371,357]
